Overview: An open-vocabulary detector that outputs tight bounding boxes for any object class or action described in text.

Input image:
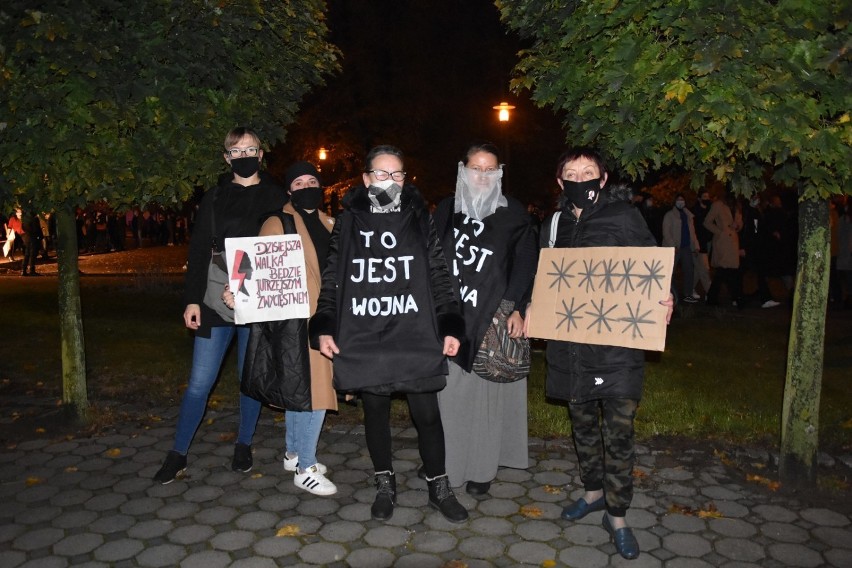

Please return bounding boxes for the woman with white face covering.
[434,142,538,497]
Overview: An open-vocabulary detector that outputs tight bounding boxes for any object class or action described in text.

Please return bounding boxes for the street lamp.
[318,147,328,161]
[492,102,515,122]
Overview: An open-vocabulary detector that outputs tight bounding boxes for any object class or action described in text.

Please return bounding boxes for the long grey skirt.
[437,362,529,488]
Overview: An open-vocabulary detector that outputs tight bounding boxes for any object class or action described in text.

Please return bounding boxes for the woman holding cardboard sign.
[226,161,338,496]
[530,147,673,560]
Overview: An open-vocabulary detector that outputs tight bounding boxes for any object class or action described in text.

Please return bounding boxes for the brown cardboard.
[527,246,675,351]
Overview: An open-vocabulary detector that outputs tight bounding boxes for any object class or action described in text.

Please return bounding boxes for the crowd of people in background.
[4,180,851,309]
[1,204,197,275]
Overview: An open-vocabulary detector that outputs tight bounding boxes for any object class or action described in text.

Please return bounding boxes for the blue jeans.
[285,409,326,470]
[173,325,260,454]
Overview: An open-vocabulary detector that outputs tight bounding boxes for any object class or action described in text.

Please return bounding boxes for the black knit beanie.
[283,161,322,192]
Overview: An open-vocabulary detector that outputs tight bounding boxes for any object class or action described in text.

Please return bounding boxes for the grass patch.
[1,277,850,453]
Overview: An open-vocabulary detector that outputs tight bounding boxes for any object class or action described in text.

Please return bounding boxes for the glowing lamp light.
[318,147,328,160]
[492,102,516,122]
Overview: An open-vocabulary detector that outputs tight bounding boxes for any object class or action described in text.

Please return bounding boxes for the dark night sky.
[271,0,566,208]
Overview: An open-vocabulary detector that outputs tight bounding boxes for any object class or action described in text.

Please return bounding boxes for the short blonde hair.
[223,126,262,149]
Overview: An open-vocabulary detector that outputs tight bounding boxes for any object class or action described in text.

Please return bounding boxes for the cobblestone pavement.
[1,400,850,568]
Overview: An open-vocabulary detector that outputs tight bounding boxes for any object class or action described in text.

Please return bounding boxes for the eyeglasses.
[226,147,260,158]
[369,169,406,182]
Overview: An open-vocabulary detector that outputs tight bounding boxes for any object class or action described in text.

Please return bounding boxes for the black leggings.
[361,392,446,478]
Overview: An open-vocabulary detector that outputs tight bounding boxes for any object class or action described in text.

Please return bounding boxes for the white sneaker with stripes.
[294,464,337,496]
[283,453,327,474]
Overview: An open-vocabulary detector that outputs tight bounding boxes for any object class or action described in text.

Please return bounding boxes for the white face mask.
[370,179,395,190]
[455,161,507,220]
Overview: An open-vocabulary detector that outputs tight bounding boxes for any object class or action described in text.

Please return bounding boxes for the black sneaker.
[153,450,187,484]
[232,443,253,472]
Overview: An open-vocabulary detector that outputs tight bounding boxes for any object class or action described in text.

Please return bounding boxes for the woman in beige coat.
[225,161,338,495]
[704,194,743,306]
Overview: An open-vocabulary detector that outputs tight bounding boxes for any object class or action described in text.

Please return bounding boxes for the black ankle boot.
[371,471,396,521]
[427,474,468,523]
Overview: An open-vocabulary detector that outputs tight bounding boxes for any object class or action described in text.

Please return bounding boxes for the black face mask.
[561,178,601,209]
[231,156,260,179]
[290,186,323,210]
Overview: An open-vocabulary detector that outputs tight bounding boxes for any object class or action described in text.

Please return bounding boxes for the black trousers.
[361,391,447,478]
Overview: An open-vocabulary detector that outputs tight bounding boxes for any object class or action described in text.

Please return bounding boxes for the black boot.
[371,471,396,521]
[427,474,468,523]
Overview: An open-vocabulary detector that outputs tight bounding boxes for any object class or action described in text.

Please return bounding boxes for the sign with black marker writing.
[527,247,674,351]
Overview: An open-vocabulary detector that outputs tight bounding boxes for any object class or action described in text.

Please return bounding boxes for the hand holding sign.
[224,235,311,324]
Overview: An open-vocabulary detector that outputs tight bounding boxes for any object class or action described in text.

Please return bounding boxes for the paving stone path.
[1,400,850,567]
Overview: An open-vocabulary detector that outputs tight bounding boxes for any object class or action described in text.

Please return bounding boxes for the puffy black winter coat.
[241,213,311,411]
[542,197,657,403]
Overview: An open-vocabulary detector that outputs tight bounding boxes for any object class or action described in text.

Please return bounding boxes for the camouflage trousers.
[568,398,638,517]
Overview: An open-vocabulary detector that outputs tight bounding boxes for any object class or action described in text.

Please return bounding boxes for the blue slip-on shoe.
[560,495,605,521]
[602,513,640,559]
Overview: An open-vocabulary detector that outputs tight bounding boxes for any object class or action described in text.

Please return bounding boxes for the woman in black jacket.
[310,145,468,523]
[533,147,673,560]
[153,127,286,484]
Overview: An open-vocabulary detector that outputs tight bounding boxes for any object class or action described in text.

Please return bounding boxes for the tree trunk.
[779,197,829,487]
[55,204,89,422]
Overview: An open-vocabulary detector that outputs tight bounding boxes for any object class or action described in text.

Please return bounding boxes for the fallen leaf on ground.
[105,448,121,458]
[697,503,723,518]
[633,469,649,479]
[542,485,562,495]
[64,466,78,473]
[746,474,781,491]
[35,427,46,434]
[276,524,301,537]
[25,477,45,486]
[840,417,852,429]
[274,414,285,423]
[541,560,558,568]
[713,449,734,467]
[251,473,263,479]
[206,419,215,425]
[520,505,543,518]
[218,432,237,442]
[441,561,468,568]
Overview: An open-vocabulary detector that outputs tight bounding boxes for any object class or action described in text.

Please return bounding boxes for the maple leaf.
[746,474,781,491]
[276,524,301,537]
[105,448,122,458]
[542,485,562,495]
[520,505,543,518]
[25,476,45,486]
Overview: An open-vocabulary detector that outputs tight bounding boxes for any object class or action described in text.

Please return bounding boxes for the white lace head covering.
[454,161,507,220]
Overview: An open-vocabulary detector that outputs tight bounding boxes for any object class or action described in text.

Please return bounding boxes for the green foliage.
[497,0,851,199]
[0,0,339,211]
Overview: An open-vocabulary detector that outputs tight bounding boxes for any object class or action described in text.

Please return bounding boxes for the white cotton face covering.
[454,161,507,220]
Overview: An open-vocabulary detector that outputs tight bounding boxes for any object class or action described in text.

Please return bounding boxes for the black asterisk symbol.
[585,298,619,334]
[620,301,656,339]
[547,258,576,293]
[556,297,586,332]
[578,259,600,293]
[636,259,667,298]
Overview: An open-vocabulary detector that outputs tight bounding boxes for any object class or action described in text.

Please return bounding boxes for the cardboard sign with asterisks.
[527,247,674,351]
